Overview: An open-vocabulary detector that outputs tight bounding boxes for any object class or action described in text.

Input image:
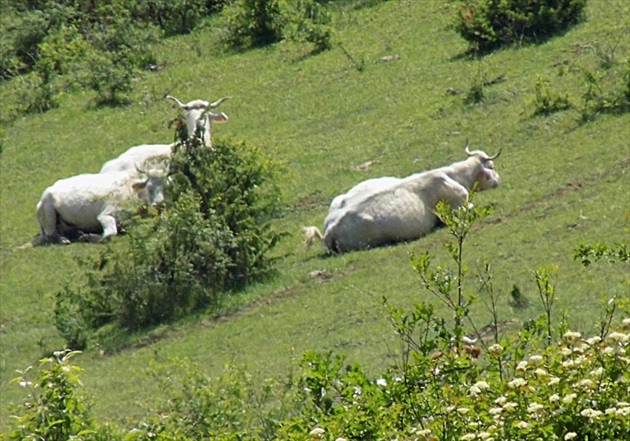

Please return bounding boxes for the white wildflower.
[529,354,544,365]
[617,401,629,408]
[478,432,492,440]
[494,396,507,405]
[516,361,528,371]
[622,318,630,325]
[602,346,615,355]
[489,407,503,415]
[562,393,577,404]
[607,332,629,343]
[617,407,630,417]
[549,394,560,403]
[576,378,594,388]
[573,343,588,353]
[534,368,547,376]
[527,402,544,413]
[309,427,325,439]
[488,344,503,355]
[474,380,490,390]
[580,408,603,420]
[470,385,482,396]
[508,378,527,388]
[376,378,387,387]
[586,336,602,345]
[515,421,530,430]
[415,428,432,436]
[548,376,560,385]
[590,367,604,377]
[460,434,476,441]
[560,347,572,356]
[563,331,582,340]
[575,355,587,366]
[605,407,617,415]
[502,402,518,411]
[564,433,577,440]
[457,407,470,414]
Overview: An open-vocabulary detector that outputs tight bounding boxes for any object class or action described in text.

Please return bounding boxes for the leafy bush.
[131,0,226,36]
[54,126,283,337]
[531,76,572,116]
[285,0,333,54]
[221,0,286,50]
[76,10,158,106]
[6,350,107,441]
[455,0,587,51]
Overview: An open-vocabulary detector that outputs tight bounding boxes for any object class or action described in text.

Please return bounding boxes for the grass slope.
[1,0,629,428]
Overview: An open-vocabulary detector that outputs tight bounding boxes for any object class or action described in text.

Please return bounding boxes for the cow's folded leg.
[97,214,118,241]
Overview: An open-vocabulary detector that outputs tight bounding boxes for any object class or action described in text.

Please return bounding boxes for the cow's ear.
[132,179,148,192]
[210,112,228,123]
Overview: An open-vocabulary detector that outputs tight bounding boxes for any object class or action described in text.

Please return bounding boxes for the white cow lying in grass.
[99,95,229,174]
[304,146,501,253]
[21,169,166,247]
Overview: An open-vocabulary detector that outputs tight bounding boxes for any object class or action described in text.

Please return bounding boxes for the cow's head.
[167,95,230,147]
[463,140,501,191]
[132,168,167,206]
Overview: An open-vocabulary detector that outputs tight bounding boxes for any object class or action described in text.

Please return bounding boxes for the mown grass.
[1,0,629,429]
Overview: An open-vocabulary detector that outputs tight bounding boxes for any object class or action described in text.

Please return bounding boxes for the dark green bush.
[131,0,226,36]
[455,0,587,51]
[285,0,333,54]
[221,0,286,50]
[54,127,283,335]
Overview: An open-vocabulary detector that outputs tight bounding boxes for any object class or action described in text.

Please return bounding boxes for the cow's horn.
[209,96,231,108]
[487,148,502,161]
[167,95,186,108]
[463,138,472,156]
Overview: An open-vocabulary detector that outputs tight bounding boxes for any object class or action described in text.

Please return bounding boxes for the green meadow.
[1,0,628,429]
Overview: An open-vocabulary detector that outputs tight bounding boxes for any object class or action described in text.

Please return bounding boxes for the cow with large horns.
[304,142,501,253]
[98,95,230,175]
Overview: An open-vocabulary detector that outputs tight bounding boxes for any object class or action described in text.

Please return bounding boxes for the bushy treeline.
[0,0,334,114]
[8,195,629,440]
[0,0,226,79]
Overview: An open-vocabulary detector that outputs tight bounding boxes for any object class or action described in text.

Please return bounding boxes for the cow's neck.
[445,157,481,189]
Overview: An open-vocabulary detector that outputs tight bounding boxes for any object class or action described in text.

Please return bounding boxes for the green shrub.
[221,0,286,50]
[54,126,283,337]
[285,0,333,54]
[7,351,99,441]
[130,0,221,36]
[455,0,587,51]
[531,76,572,116]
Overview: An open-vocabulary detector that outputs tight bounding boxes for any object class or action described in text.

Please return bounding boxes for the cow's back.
[100,144,172,174]
[325,177,401,231]
[47,172,133,230]
[323,172,458,252]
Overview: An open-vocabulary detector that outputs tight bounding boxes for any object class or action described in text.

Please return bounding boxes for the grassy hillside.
[1,0,629,429]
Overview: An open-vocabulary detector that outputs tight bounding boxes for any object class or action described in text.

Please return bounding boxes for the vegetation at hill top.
[0,0,628,438]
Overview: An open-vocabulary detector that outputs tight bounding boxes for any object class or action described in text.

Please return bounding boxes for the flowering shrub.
[9,197,629,440]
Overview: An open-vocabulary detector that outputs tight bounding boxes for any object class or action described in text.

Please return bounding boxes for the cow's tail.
[303,226,324,250]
